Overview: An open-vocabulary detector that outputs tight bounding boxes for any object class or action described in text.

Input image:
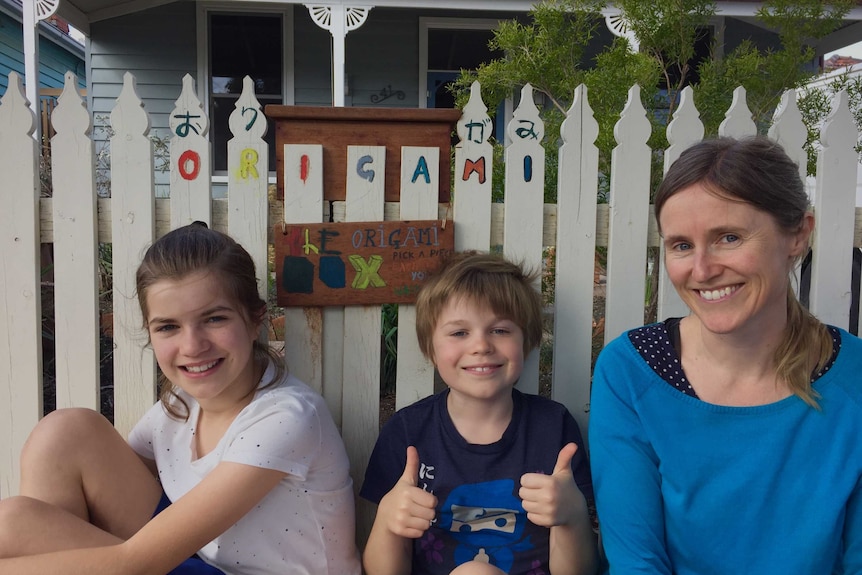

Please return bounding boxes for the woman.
[590,136,862,574]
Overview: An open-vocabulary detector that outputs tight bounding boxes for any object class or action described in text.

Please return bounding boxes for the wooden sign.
[275,220,455,307]
[266,106,461,202]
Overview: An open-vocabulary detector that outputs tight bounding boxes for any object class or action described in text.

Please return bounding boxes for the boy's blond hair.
[415,251,543,361]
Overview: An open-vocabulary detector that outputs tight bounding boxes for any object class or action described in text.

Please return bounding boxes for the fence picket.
[169,74,211,227]
[657,85,702,321]
[50,72,100,411]
[227,76,269,307]
[110,73,157,436]
[605,85,652,343]
[552,84,599,436]
[395,146,438,410]
[281,144,327,408]
[769,89,810,299]
[769,89,808,182]
[342,145,387,545]
[504,84,545,395]
[811,90,859,330]
[719,86,756,138]
[454,81,493,251]
[0,72,42,498]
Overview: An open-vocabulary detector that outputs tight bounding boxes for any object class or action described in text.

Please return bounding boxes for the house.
[825,53,862,71]
[9,0,862,188]
[0,0,85,116]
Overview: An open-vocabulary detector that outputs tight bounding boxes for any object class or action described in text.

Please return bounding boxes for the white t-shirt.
[129,363,361,575]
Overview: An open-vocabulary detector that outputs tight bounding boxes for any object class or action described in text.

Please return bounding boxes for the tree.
[798,70,862,175]
[452,0,855,201]
[452,0,856,325]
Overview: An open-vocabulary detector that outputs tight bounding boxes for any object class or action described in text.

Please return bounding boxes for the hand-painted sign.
[275,220,455,306]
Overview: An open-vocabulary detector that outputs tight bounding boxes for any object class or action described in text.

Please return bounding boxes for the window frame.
[418,17,512,143]
[196,2,295,180]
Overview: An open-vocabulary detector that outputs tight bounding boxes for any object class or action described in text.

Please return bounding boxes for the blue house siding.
[89,2,195,133]
[0,10,85,95]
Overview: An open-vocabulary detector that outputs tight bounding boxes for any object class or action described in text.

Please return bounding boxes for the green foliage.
[583,39,663,195]
[91,114,171,198]
[697,0,854,135]
[617,0,714,97]
[453,0,606,115]
[380,303,399,395]
[450,0,855,199]
[798,72,862,175]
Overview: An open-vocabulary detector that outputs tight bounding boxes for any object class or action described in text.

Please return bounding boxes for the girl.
[0,222,361,575]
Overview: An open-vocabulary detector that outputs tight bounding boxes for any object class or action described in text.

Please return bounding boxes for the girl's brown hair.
[136,222,284,420]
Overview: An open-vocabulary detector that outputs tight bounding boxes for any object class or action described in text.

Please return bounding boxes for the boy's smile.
[431,295,525,405]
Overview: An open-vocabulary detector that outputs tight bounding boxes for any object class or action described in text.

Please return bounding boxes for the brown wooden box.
[265,106,461,202]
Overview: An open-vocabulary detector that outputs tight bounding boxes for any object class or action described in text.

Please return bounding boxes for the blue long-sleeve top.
[589,324,862,575]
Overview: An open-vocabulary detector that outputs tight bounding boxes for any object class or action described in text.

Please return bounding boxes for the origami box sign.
[275,220,455,306]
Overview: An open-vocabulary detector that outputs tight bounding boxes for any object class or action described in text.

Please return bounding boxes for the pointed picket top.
[110,72,150,138]
[229,76,267,141]
[170,74,209,139]
[614,85,650,146]
[718,86,756,138]
[507,84,544,144]
[0,72,35,137]
[768,89,807,181]
[560,84,598,147]
[665,86,703,165]
[769,89,805,145]
[51,72,90,137]
[820,90,858,150]
[456,81,492,146]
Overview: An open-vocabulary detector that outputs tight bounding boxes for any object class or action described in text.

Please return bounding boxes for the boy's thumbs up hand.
[400,445,421,486]
[519,443,586,528]
[377,446,438,538]
[552,442,577,476]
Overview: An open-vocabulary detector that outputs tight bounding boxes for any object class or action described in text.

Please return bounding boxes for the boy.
[360,251,597,575]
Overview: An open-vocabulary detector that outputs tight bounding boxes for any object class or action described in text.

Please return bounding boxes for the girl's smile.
[146,271,260,411]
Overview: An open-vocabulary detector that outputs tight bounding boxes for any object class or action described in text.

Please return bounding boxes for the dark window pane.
[428,29,501,71]
[210,13,282,172]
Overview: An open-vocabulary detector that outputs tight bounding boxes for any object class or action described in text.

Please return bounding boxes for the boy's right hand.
[376,446,438,539]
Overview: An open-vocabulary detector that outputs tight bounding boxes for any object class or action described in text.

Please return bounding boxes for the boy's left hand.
[518,442,586,528]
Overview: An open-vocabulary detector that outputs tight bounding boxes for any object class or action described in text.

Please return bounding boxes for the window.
[420,19,507,141]
[209,13,283,173]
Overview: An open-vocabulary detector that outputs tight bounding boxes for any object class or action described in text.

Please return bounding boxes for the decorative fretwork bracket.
[305,5,373,106]
[603,9,639,52]
[307,5,371,33]
[35,0,60,22]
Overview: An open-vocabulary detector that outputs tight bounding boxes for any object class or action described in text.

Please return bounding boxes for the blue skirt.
[153,491,227,575]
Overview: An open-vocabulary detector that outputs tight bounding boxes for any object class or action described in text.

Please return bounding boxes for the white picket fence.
[2,70,861,544]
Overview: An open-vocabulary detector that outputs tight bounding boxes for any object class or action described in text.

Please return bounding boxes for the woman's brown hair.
[654,136,831,407]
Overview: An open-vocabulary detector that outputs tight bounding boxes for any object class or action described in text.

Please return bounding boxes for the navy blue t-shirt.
[360,388,592,575]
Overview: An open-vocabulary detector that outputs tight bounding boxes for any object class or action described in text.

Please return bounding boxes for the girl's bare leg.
[0,408,162,556]
[0,496,125,556]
